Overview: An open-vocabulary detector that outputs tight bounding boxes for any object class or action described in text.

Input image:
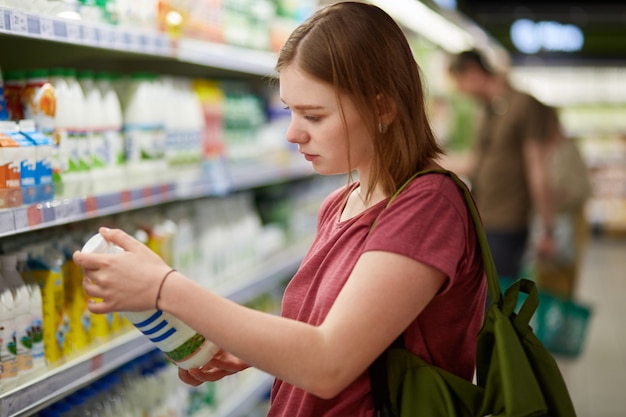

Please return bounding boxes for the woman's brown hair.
[276,1,443,199]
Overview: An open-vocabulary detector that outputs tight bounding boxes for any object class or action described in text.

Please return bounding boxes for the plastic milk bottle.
[80,233,220,370]
[0,271,19,389]
[47,68,70,199]
[27,244,67,366]
[95,72,125,194]
[0,254,34,382]
[15,251,46,374]
[123,73,166,189]
[77,70,105,196]
[63,69,89,198]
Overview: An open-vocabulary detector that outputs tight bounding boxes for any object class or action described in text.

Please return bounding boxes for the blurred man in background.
[447,49,557,281]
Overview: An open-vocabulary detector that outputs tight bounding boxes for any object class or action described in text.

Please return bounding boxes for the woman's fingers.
[188,366,234,382]
[99,227,143,253]
[178,368,205,386]
[72,250,102,270]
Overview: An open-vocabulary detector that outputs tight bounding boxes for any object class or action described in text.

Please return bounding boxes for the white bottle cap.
[82,233,110,254]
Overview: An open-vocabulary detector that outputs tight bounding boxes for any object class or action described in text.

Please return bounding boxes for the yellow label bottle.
[29,247,66,366]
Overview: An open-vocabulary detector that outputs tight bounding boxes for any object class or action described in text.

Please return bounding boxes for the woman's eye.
[304,115,321,122]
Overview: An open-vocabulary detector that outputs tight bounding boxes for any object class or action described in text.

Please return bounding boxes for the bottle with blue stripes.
[80,233,219,370]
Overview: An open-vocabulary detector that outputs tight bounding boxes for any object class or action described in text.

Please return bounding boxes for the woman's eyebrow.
[280,98,324,110]
[287,104,325,110]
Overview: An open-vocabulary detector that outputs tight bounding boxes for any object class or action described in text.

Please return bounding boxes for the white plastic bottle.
[0,271,19,389]
[0,254,34,382]
[80,233,219,370]
[122,73,166,189]
[48,67,71,200]
[95,72,125,194]
[77,70,105,197]
[15,251,46,374]
[63,68,89,198]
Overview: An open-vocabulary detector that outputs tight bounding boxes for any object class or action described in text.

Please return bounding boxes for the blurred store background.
[0,0,623,416]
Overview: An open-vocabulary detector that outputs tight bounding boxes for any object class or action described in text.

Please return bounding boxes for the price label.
[53,199,82,221]
[82,24,98,45]
[40,17,54,38]
[141,187,154,203]
[120,190,132,207]
[66,22,81,42]
[26,13,39,35]
[0,8,9,31]
[10,9,27,33]
[53,19,67,38]
[6,385,36,415]
[84,196,98,214]
[0,210,15,235]
[113,29,126,50]
[138,34,149,52]
[27,205,44,227]
[100,27,115,48]
[125,31,139,51]
[13,207,29,231]
[91,354,103,372]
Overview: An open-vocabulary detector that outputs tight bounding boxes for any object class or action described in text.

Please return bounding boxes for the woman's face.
[280,63,373,176]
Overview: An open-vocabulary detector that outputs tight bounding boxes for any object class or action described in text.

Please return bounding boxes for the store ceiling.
[455,0,626,66]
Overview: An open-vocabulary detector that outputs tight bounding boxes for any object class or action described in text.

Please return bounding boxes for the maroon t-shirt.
[268,173,487,417]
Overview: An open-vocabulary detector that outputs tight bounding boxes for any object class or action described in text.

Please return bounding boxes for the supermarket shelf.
[0,158,315,238]
[215,235,313,305]
[0,7,173,57]
[177,38,277,77]
[211,371,273,417]
[0,7,277,77]
[0,330,153,417]
[0,236,310,416]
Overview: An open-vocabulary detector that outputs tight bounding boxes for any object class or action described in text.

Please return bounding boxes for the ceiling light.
[368,0,474,52]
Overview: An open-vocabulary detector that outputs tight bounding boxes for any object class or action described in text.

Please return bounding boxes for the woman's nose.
[285,119,308,145]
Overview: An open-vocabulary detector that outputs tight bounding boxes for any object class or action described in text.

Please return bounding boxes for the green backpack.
[369,169,577,417]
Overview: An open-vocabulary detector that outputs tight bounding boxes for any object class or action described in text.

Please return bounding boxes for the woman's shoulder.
[404,170,468,203]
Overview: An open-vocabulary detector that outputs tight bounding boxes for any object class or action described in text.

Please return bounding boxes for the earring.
[378,121,388,134]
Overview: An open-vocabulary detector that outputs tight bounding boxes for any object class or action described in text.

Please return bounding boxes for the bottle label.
[164,333,206,362]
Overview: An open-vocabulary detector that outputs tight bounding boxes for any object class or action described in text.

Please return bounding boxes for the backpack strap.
[373,169,502,303]
[368,169,502,413]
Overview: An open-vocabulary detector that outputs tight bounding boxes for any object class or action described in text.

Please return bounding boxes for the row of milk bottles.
[38,352,190,417]
[17,68,204,199]
[0,252,46,390]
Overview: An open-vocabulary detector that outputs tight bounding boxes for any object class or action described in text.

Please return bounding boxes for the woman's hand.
[178,350,250,386]
[73,227,173,314]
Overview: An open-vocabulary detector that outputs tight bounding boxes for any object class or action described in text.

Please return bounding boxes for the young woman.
[74,3,486,416]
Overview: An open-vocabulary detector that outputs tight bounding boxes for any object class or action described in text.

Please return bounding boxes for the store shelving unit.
[0,234,311,416]
[0,6,277,77]
[0,6,310,417]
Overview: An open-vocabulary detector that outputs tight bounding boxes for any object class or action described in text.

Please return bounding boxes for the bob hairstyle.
[276,1,443,199]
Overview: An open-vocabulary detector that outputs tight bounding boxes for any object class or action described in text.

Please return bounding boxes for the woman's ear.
[376,93,397,126]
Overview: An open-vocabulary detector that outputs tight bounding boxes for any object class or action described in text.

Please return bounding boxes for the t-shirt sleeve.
[363,177,468,289]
